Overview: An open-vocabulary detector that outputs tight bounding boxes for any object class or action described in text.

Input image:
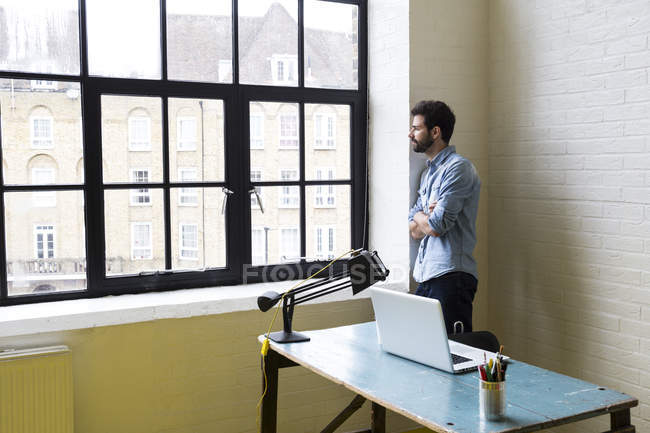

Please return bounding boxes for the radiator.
[0,346,73,433]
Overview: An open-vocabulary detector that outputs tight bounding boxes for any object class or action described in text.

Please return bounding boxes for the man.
[407,100,481,334]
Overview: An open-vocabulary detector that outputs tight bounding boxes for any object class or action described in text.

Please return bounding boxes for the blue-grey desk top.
[261,322,637,433]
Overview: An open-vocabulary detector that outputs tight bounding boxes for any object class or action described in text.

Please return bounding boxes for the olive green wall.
[0,299,419,433]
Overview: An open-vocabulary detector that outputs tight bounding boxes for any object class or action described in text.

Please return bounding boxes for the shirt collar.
[426,145,456,169]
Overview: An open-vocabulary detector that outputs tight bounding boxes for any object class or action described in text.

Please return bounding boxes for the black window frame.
[0,0,368,306]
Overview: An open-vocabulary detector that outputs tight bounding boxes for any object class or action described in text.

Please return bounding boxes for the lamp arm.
[286,271,350,296]
[292,281,353,305]
[260,250,389,344]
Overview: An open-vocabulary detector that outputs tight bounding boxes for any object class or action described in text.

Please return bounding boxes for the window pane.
[0,0,80,75]
[169,98,224,182]
[250,186,300,265]
[306,185,350,260]
[305,104,349,180]
[104,189,165,275]
[4,191,86,296]
[305,1,357,89]
[86,0,161,79]
[249,113,264,149]
[167,0,232,83]
[179,224,199,259]
[314,225,336,260]
[129,168,152,206]
[101,95,163,183]
[170,187,226,269]
[278,169,299,208]
[251,226,266,266]
[239,0,297,86]
[313,168,336,208]
[250,101,299,181]
[0,79,83,185]
[31,167,57,207]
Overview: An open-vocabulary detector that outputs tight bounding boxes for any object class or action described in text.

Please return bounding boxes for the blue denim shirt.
[408,145,481,283]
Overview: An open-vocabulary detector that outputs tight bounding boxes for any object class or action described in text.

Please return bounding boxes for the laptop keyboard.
[451,353,472,365]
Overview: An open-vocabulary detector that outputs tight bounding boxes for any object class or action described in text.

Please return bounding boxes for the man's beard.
[412,137,433,153]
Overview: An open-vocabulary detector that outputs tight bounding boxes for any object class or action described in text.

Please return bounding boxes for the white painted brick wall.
[489,1,650,431]
[369,0,412,292]
[408,0,490,327]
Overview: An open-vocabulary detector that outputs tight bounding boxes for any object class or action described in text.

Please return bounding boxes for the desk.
[259,322,638,433]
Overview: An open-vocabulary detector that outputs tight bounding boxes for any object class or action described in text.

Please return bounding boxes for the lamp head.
[348,250,390,295]
[257,290,283,312]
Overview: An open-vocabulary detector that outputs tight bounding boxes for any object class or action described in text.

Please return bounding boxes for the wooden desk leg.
[261,351,280,433]
[321,394,367,433]
[604,409,635,433]
[371,402,386,433]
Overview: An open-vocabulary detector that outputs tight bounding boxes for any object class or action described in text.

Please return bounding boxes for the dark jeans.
[415,272,477,334]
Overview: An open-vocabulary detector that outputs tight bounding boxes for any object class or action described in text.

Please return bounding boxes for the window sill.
[0,280,405,338]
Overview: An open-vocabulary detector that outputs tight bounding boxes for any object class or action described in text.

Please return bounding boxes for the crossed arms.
[408,160,477,241]
[409,202,439,240]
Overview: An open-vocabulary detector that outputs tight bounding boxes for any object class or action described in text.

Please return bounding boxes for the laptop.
[369,287,505,374]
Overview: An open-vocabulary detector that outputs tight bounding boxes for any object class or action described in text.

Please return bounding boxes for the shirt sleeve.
[427,160,477,235]
[408,194,423,222]
[408,170,427,222]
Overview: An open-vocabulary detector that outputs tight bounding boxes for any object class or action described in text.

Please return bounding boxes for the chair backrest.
[448,331,500,353]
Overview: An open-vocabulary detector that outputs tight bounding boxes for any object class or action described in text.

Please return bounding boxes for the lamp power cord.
[256,249,355,433]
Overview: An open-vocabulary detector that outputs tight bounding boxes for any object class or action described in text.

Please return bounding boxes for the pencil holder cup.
[479,379,506,420]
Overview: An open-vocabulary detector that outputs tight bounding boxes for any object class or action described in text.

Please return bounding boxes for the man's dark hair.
[410,100,456,143]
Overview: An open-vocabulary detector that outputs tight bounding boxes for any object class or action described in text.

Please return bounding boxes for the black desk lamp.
[257,250,389,343]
